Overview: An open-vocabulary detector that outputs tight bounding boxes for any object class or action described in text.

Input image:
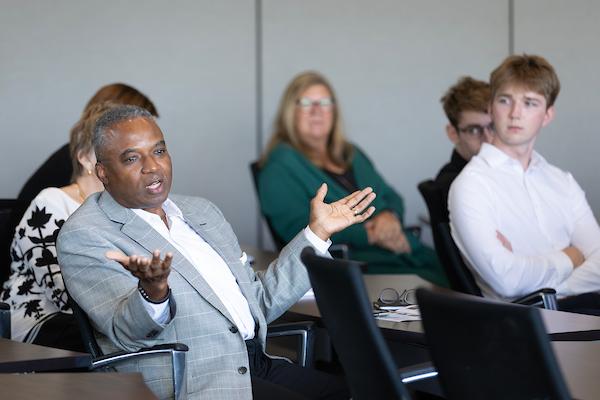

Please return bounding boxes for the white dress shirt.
[449,143,600,301]
[133,199,330,338]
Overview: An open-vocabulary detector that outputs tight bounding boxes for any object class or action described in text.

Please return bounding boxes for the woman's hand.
[364,210,402,244]
[308,183,376,242]
[365,211,411,254]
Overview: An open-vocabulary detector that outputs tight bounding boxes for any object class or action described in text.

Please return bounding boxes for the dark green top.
[258,143,448,287]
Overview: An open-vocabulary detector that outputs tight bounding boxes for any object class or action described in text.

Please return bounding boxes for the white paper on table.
[375,305,421,322]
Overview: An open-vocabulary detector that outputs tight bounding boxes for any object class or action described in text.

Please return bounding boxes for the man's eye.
[124,156,137,163]
[155,149,165,154]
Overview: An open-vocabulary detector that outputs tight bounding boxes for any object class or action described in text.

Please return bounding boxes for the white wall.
[514,0,600,218]
[0,0,258,244]
[1,1,599,248]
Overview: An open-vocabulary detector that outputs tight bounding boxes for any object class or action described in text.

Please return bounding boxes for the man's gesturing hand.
[308,183,376,242]
[106,249,173,301]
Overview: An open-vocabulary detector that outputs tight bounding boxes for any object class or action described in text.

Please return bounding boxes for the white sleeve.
[449,173,572,299]
[141,295,172,324]
[556,175,600,296]
[304,226,332,255]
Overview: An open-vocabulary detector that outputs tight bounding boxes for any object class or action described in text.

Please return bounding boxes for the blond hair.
[69,100,119,182]
[490,54,560,108]
[259,71,353,170]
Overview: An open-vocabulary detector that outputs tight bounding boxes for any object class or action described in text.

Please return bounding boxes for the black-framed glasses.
[374,288,417,308]
[296,97,334,113]
[457,123,493,140]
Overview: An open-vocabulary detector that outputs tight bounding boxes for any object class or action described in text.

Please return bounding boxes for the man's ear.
[542,105,555,128]
[446,124,460,145]
[95,162,108,185]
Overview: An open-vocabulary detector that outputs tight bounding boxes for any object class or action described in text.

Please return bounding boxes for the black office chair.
[249,161,350,259]
[300,247,436,400]
[418,179,473,293]
[69,291,315,398]
[18,144,72,202]
[68,294,189,399]
[0,302,10,339]
[418,179,558,310]
[416,288,572,400]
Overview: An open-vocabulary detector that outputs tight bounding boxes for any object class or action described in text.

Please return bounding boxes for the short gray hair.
[93,104,154,161]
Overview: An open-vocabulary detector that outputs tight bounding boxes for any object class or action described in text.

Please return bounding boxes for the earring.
[88,169,92,175]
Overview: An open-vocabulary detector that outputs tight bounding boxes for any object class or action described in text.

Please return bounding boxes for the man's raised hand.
[308,183,376,242]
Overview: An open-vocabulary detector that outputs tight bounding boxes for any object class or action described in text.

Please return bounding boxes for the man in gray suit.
[57,105,376,400]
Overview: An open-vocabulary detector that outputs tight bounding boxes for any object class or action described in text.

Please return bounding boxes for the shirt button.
[229,326,239,333]
[238,367,247,374]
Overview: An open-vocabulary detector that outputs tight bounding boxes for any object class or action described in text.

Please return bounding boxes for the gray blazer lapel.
[97,191,235,323]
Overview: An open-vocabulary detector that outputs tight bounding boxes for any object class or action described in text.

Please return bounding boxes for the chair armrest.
[267,321,316,368]
[399,361,438,383]
[91,343,189,370]
[329,243,350,259]
[92,343,188,400]
[512,288,558,310]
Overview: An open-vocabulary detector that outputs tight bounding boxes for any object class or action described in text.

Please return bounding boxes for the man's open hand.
[308,183,376,242]
[106,249,173,301]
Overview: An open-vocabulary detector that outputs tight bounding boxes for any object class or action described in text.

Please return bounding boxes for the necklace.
[74,183,86,202]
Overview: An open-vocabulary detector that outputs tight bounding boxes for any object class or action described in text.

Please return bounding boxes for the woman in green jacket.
[258,72,448,287]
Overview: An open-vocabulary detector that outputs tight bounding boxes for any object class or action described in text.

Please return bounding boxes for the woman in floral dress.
[0,102,111,350]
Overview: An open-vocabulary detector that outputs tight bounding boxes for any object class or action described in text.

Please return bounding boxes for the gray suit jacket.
[57,191,316,400]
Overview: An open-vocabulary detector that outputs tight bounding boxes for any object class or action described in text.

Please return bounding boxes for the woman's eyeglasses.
[296,97,334,114]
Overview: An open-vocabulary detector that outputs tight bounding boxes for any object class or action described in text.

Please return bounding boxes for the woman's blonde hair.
[259,71,353,170]
[69,100,120,182]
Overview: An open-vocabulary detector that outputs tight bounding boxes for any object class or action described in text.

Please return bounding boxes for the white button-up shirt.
[133,199,330,338]
[449,143,600,301]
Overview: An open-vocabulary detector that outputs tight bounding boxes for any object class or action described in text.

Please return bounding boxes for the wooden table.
[553,341,600,400]
[0,338,91,373]
[0,372,160,400]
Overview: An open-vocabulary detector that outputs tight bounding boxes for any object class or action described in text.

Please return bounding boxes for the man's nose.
[141,156,159,173]
[510,102,522,118]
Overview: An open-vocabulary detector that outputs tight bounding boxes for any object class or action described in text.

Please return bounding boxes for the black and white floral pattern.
[1,188,80,342]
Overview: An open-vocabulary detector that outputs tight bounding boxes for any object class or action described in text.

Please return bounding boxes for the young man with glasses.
[434,76,492,209]
[449,55,600,311]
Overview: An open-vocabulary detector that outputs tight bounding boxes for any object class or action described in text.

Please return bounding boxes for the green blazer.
[259,143,448,287]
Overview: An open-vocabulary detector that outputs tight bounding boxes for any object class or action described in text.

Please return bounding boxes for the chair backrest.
[437,221,481,296]
[18,144,72,202]
[301,247,411,400]
[67,293,104,358]
[250,161,288,250]
[417,180,481,295]
[0,302,10,339]
[0,199,30,285]
[416,288,571,400]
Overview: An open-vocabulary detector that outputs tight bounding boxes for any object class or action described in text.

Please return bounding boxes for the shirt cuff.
[304,226,332,255]
[142,297,172,324]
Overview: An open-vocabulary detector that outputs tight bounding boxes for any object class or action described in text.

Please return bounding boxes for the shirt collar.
[477,142,548,172]
[131,198,184,224]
